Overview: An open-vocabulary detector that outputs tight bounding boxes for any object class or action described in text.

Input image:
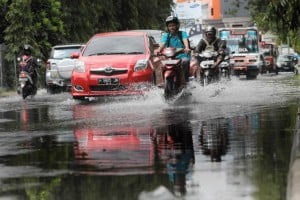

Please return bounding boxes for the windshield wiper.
[126,52,144,54]
[87,53,109,56]
[87,52,143,56]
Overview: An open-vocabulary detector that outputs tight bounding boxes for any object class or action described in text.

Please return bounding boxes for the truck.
[218,27,262,79]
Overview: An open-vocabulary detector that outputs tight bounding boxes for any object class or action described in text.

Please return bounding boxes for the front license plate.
[201,60,214,65]
[99,78,119,85]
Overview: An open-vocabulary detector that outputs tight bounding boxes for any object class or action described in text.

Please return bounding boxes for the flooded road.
[0,73,300,200]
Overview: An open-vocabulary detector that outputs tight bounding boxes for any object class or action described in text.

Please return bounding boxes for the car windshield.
[52,46,82,59]
[83,35,146,56]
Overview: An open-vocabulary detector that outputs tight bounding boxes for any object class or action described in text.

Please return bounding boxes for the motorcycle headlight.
[134,59,148,71]
[74,60,85,73]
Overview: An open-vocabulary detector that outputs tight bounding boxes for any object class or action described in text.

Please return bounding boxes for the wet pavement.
[0,73,300,200]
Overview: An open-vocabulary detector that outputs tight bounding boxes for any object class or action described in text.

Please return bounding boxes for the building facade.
[200,0,252,28]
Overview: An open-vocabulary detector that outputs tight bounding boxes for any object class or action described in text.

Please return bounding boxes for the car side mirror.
[71,52,80,59]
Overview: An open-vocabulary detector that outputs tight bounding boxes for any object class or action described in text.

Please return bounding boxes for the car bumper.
[232,65,259,74]
[71,70,153,97]
[46,70,71,87]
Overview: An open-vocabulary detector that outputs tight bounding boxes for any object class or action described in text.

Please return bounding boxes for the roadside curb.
[286,111,300,200]
[0,90,16,98]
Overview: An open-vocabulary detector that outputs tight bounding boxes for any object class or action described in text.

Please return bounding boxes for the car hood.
[79,54,149,68]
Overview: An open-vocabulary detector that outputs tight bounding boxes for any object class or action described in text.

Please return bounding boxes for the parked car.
[276,54,295,72]
[71,31,161,100]
[46,44,84,93]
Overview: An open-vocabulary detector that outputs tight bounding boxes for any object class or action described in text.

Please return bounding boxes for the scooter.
[17,57,37,99]
[197,50,219,86]
[159,47,185,100]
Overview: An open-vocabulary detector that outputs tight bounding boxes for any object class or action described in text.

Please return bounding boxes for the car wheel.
[73,96,85,100]
[47,85,62,94]
[246,74,257,80]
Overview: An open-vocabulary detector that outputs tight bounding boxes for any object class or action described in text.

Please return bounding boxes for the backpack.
[202,38,218,51]
[166,31,191,49]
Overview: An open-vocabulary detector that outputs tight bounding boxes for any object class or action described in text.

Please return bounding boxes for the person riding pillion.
[156,16,191,86]
[195,26,226,74]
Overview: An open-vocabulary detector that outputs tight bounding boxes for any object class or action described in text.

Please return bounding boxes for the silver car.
[46,44,84,93]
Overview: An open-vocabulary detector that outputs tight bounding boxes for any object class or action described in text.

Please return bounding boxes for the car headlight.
[74,60,85,73]
[134,59,148,71]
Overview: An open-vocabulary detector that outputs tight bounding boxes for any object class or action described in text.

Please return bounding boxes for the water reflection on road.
[0,73,299,199]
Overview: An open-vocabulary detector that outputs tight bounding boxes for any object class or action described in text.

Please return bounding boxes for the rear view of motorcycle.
[159,47,185,100]
[197,50,220,86]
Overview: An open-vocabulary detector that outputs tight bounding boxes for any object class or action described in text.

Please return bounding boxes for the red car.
[71,31,160,100]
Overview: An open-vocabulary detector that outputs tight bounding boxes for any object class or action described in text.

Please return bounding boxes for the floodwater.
[0,73,300,200]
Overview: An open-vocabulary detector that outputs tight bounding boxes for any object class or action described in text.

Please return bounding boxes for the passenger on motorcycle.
[156,16,191,87]
[18,44,40,92]
[195,26,226,77]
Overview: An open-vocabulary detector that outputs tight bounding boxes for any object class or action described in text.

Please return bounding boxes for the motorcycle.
[219,55,231,79]
[199,118,229,162]
[17,56,38,99]
[151,121,195,196]
[159,47,185,100]
[197,50,220,86]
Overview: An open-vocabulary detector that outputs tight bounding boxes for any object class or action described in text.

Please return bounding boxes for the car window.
[52,46,82,59]
[83,35,146,56]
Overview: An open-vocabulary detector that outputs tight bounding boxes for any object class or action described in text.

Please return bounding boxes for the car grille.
[90,85,128,91]
[90,68,128,76]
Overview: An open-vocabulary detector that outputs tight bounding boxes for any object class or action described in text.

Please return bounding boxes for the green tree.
[249,0,300,52]
[1,0,173,89]
[136,0,173,30]
[0,0,10,43]
[4,0,64,61]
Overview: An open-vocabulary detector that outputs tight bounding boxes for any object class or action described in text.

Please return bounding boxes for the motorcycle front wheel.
[22,84,34,99]
[164,77,177,99]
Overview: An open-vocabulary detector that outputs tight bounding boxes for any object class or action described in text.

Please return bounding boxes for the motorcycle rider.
[195,26,226,77]
[18,44,40,93]
[156,16,191,87]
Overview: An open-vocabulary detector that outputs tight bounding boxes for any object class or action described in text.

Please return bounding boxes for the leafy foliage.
[0,0,172,88]
[1,0,173,61]
[249,0,300,52]
[3,0,64,61]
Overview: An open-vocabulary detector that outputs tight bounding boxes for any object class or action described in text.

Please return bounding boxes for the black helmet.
[165,16,180,26]
[205,26,217,40]
[23,44,33,55]
[205,26,217,35]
